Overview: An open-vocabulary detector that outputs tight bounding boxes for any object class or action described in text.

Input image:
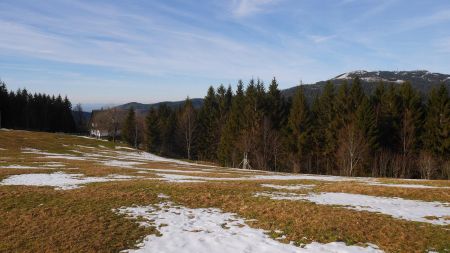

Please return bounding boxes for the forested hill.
[116,70,450,110]
[117,98,204,112]
[282,70,450,100]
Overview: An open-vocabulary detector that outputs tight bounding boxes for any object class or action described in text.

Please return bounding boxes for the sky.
[0,0,449,109]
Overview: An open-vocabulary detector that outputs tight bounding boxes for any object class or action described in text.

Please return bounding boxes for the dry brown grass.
[317,181,450,202]
[1,130,449,253]
[168,182,450,253]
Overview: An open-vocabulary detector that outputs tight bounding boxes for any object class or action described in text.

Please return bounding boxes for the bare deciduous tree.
[399,109,417,178]
[336,123,368,176]
[418,151,436,179]
[178,98,196,160]
[106,108,124,142]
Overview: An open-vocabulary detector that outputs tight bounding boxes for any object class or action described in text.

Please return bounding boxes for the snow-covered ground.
[0,165,52,170]
[255,192,450,225]
[155,172,373,183]
[102,160,146,169]
[366,182,450,189]
[117,201,383,253]
[261,184,315,190]
[22,148,86,161]
[0,172,138,190]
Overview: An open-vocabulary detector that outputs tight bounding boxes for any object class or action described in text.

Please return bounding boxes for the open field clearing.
[1,130,449,252]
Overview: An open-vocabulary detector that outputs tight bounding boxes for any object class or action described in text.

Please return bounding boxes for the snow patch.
[155,173,369,183]
[254,192,450,225]
[102,160,145,169]
[335,72,350,79]
[252,174,360,182]
[157,193,170,199]
[0,165,51,170]
[76,145,95,149]
[77,136,107,141]
[261,184,315,190]
[116,202,383,253]
[115,146,135,150]
[367,182,450,189]
[0,172,138,190]
[146,168,210,174]
[156,173,206,183]
[113,150,215,168]
[22,148,86,161]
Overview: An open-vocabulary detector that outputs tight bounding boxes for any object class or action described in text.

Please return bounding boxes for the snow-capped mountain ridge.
[281,70,450,101]
[332,70,450,85]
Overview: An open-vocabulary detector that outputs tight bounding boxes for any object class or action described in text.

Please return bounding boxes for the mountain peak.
[331,70,450,85]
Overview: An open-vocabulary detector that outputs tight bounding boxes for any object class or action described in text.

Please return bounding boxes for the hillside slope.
[0,129,449,252]
[115,70,450,111]
[282,70,450,100]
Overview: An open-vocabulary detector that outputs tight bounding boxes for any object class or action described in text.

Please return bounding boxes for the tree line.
[0,81,76,132]
[121,77,449,179]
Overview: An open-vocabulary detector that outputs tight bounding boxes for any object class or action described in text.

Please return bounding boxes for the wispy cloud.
[230,0,279,17]
[1,0,449,103]
[308,35,336,43]
[434,37,450,54]
[397,9,450,31]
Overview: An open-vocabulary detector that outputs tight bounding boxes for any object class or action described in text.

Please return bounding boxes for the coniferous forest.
[136,78,450,179]
[0,81,76,133]
[2,77,449,179]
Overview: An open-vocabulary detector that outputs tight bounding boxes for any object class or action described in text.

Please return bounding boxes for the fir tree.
[316,81,338,173]
[218,81,245,166]
[0,81,8,128]
[196,86,219,160]
[423,84,450,157]
[287,86,311,172]
[145,108,161,153]
[266,77,285,130]
[122,107,137,147]
[356,97,379,152]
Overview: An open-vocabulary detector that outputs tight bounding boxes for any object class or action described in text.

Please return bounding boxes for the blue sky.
[1,0,449,109]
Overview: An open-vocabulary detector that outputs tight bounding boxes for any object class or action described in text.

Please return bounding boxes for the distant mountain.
[114,70,450,112]
[116,98,204,113]
[282,70,450,100]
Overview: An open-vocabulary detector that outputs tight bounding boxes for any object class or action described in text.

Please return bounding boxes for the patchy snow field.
[255,192,450,225]
[1,130,449,252]
[0,172,138,190]
[261,184,315,190]
[0,165,51,170]
[117,201,383,253]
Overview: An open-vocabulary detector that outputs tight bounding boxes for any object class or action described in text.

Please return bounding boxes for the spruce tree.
[196,86,219,160]
[349,77,365,112]
[335,81,351,126]
[317,81,338,173]
[356,97,379,152]
[397,82,423,177]
[158,104,177,156]
[398,82,423,155]
[218,81,245,166]
[287,86,311,172]
[0,81,8,128]
[423,84,450,157]
[122,107,137,147]
[146,108,161,153]
[266,77,285,130]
